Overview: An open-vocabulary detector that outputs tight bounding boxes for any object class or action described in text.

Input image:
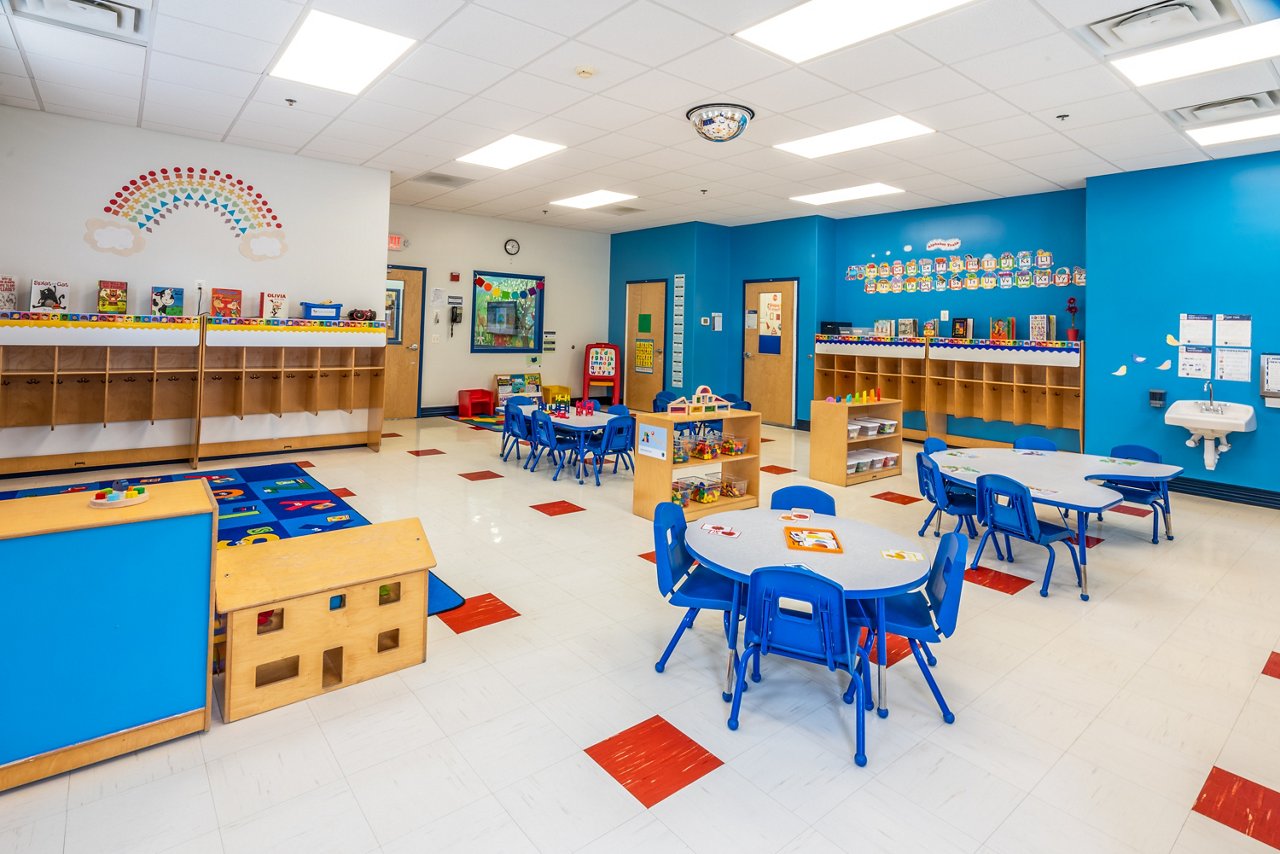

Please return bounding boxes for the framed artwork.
[384,280,403,345]
[471,270,544,353]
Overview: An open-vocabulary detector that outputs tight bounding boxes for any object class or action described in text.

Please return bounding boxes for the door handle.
[408,343,419,351]
[743,352,753,358]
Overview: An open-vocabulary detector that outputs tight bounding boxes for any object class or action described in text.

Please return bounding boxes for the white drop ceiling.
[2,0,1279,233]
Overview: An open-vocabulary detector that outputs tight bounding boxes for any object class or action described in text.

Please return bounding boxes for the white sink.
[1165,400,1255,470]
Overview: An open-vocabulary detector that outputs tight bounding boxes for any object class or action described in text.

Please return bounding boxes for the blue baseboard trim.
[796,419,810,432]
[420,405,460,417]
[1168,477,1280,509]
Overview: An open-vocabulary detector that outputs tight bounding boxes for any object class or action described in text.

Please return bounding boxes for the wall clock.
[504,239,520,256]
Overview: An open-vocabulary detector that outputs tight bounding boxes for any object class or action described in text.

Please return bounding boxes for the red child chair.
[457,388,495,418]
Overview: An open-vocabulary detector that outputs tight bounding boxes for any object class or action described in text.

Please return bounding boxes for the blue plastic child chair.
[769,485,836,516]
[974,474,1082,598]
[607,404,630,416]
[726,565,869,766]
[1102,444,1172,543]
[922,437,947,455]
[527,410,577,479]
[652,503,736,675]
[500,396,533,462]
[653,390,678,412]
[584,415,635,486]
[1013,436,1057,452]
[920,453,1004,556]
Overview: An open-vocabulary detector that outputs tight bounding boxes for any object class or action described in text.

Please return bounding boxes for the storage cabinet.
[808,398,904,487]
[632,409,762,521]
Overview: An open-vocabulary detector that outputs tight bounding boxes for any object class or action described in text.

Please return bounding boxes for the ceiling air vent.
[1172,91,1280,124]
[599,206,643,216]
[409,172,476,189]
[1086,0,1235,51]
[4,0,153,45]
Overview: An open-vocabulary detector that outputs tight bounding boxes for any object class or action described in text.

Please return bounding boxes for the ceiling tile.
[923,183,997,204]
[160,0,303,42]
[910,143,1002,172]
[481,72,589,114]
[26,54,140,99]
[316,120,408,148]
[805,35,940,91]
[998,65,1128,112]
[392,131,472,158]
[239,100,331,132]
[0,17,14,50]
[338,99,436,133]
[1203,137,1280,159]
[312,0,463,40]
[603,69,706,113]
[952,33,1097,91]
[1014,148,1115,181]
[650,0,807,34]
[664,37,790,92]
[146,53,261,98]
[224,134,300,154]
[474,0,632,36]
[631,148,707,172]
[626,113,693,145]
[142,103,235,135]
[1031,91,1155,129]
[578,1,720,65]
[43,102,135,125]
[0,95,38,110]
[14,17,144,75]
[0,46,24,76]
[862,67,984,113]
[554,94,657,131]
[729,68,845,113]
[516,115,606,147]
[1087,133,1195,161]
[735,113,821,146]
[898,0,1059,63]
[1033,0,1148,29]
[1140,63,1280,113]
[393,44,512,94]
[255,76,356,116]
[880,132,971,160]
[151,16,279,73]
[950,114,1056,147]
[38,81,137,117]
[981,133,1080,160]
[1111,150,1211,171]
[444,96,545,132]
[369,148,446,172]
[1062,114,1177,148]
[787,93,894,131]
[522,40,647,92]
[415,116,508,147]
[363,75,470,114]
[428,6,564,69]
[301,137,385,162]
[141,121,223,142]
[589,159,668,180]
[906,92,1023,131]
[230,118,316,147]
[144,80,246,118]
[0,71,35,100]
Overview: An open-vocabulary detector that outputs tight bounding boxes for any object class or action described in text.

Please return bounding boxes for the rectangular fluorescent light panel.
[791,183,904,205]
[271,11,415,95]
[776,116,934,158]
[1187,113,1280,146]
[1112,18,1280,86]
[457,135,566,170]
[737,0,978,63]
[551,190,638,209]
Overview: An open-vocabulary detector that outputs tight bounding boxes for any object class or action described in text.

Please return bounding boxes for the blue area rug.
[0,462,464,616]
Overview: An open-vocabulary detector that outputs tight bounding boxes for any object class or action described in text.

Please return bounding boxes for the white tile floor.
[2,417,1279,854]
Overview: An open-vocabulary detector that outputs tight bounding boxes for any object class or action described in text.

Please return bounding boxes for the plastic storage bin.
[863,417,898,434]
[720,432,748,455]
[670,480,691,507]
[300,302,343,320]
[846,450,874,473]
[680,475,720,504]
[848,419,880,438]
[672,435,692,465]
[717,473,748,499]
[690,432,721,461]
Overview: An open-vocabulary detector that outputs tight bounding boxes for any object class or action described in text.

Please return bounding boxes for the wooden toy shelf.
[809,398,904,487]
[632,408,762,521]
[813,336,1083,451]
[0,315,387,475]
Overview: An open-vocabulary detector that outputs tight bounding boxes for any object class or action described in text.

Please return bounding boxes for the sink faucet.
[1202,381,1220,413]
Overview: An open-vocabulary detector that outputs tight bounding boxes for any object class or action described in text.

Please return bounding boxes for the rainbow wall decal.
[84,166,288,261]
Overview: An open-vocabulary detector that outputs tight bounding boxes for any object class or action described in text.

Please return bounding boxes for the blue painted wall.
[1085,151,1280,490]
[609,222,696,394]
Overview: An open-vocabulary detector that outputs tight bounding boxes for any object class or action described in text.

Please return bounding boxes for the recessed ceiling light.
[791,183,904,205]
[457,135,566,170]
[776,116,934,158]
[736,0,979,63]
[1187,113,1280,146]
[1111,18,1280,86]
[551,190,639,209]
[271,11,415,95]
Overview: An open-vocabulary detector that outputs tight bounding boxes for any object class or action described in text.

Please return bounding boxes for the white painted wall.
[387,206,611,408]
[0,106,389,315]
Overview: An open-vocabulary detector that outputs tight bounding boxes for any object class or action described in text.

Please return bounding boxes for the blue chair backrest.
[924,532,969,637]
[653,502,695,597]
[769,485,836,516]
[744,566,851,671]
[923,437,947,455]
[506,404,531,440]
[916,452,938,504]
[608,404,630,416]
[1013,437,1057,452]
[601,415,632,453]
[508,395,533,407]
[722,393,752,411]
[531,409,559,447]
[922,453,963,514]
[1111,443,1160,464]
[653,390,678,412]
[976,474,1041,542]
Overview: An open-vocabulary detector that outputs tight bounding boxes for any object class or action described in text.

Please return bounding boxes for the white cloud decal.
[239,230,288,262]
[84,218,146,256]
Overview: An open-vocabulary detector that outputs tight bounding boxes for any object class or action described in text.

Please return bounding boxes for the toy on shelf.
[720,433,748,455]
[672,435,692,464]
[665,385,733,416]
[718,474,747,498]
[88,485,149,508]
[681,476,719,504]
[691,432,721,460]
[671,480,691,507]
[575,398,596,416]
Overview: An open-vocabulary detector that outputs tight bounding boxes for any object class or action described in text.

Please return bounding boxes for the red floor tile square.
[437,593,520,634]
[408,448,445,456]
[468,425,488,431]
[1067,534,1104,549]
[966,565,1034,595]
[639,551,657,564]
[531,500,584,516]
[760,438,775,443]
[1193,766,1280,849]
[381,432,402,438]
[855,629,912,668]
[1109,504,1153,518]
[586,715,723,808]
[872,491,923,506]
[1263,651,1280,680]
[761,465,796,475]
[331,487,356,498]
[459,470,503,481]
[296,460,314,468]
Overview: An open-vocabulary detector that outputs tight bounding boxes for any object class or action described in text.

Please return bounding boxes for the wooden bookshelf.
[814,335,1083,451]
[809,398,904,487]
[632,409,761,521]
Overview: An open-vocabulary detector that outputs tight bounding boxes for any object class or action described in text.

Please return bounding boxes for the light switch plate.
[431,334,440,344]
[940,310,950,321]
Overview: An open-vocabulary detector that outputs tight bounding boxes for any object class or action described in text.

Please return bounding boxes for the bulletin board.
[471,271,544,353]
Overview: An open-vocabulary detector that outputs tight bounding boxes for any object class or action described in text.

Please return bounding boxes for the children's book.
[1029,314,1057,342]
[97,280,128,314]
[898,318,919,337]
[211,288,242,318]
[950,317,973,338]
[259,291,288,319]
[0,276,16,311]
[29,279,69,312]
[923,319,938,337]
[989,317,1016,341]
[873,319,896,337]
[150,286,184,316]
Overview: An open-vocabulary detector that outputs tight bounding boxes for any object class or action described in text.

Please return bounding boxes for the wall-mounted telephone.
[449,305,463,337]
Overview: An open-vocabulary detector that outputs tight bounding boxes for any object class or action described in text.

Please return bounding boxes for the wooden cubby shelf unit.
[813,335,1084,451]
[632,408,762,521]
[809,398,904,488]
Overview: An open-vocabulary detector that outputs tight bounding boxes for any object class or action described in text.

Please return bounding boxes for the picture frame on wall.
[470,270,545,354]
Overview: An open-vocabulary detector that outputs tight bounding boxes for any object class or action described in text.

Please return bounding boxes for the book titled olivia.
[260,292,288,319]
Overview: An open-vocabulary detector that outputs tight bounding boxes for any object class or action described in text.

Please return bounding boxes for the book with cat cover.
[97,280,128,314]
[211,288,242,318]
[150,286,184,316]
[29,279,69,312]
[0,276,16,311]
[259,291,288,319]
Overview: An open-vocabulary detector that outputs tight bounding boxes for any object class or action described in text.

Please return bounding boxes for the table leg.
[1076,511,1089,602]
[723,581,744,701]
[576,433,587,484]
[876,597,888,718]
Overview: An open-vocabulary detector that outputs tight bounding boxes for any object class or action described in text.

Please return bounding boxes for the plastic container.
[717,473,748,499]
[720,432,748,455]
[881,451,900,470]
[672,435,692,465]
[863,417,898,434]
[848,419,879,437]
[680,475,720,504]
[299,301,343,320]
[845,450,874,473]
[691,432,721,461]
[670,480,691,507]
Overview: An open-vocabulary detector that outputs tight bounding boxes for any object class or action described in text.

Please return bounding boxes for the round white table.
[518,404,616,483]
[930,448,1182,600]
[685,507,932,717]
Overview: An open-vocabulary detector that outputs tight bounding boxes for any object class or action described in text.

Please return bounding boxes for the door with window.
[625,279,666,411]
[743,279,796,426]
[384,266,424,419]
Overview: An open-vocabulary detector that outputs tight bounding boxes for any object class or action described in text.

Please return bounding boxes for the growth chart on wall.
[84,166,288,261]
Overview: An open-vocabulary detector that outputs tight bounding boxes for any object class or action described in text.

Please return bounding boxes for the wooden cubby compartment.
[632,408,762,521]
[808,398,904,488]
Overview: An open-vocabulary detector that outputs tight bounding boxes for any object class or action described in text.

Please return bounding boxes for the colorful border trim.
[206,317,384,332]
[0,311,199,330]
[928,338,1081,352]
[814,335,927,347]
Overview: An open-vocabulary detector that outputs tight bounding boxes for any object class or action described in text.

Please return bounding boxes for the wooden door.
[624,279,666,411]
[384,266,424,420]
[743,279,796,426]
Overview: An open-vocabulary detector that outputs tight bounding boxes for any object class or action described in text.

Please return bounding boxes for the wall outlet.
[940,309,950,321]
[194,279,207,290]
[700,316,710,326]
[431,334,441,344]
